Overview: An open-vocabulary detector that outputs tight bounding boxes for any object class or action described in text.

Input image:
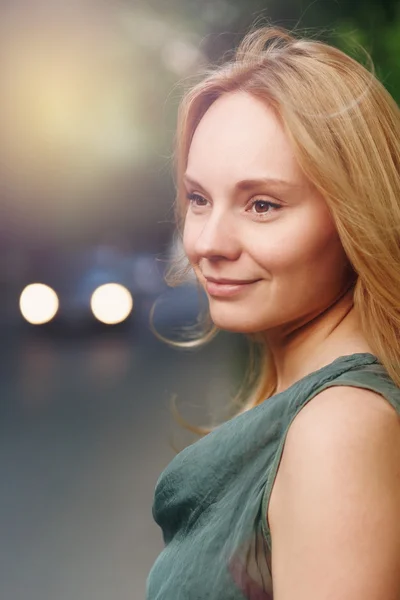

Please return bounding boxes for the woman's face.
[183,91,353,335]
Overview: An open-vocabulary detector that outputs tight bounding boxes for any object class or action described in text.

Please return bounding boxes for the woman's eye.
[250,199,281,215]
[187,193,208,207]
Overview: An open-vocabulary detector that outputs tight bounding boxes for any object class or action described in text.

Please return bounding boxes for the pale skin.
[183,91,400,599]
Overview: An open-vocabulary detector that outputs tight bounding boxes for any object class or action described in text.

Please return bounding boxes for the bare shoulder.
[287,384,400,455]
[275,385,400,484]
[268,386,400,600]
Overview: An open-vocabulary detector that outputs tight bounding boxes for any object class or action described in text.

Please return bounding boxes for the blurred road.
[0,315,241,600]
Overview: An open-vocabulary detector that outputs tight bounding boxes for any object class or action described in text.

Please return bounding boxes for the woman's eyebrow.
[183,174,299,193]
[235,177,299,191]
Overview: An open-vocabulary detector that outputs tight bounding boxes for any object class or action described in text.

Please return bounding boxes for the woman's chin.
[209,313,266,334]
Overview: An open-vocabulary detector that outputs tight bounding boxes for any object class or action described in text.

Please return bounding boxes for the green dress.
[146,353,400,599]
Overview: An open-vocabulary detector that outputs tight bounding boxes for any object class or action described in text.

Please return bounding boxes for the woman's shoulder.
[303,355,400,415]
[260,353,400,549]
[266,380,400,599]
[285,382,400,454]
[280,354,400,473]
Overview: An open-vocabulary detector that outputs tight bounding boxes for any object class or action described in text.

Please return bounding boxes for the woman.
[146,27,400,599]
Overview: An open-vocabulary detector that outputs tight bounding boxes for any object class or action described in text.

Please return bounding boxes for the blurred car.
[17,244,167,333]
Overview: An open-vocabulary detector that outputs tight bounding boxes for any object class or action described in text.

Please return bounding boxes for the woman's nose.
[194,211,241,261]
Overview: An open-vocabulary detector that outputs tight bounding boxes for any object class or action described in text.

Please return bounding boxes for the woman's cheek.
[248,228,305,271]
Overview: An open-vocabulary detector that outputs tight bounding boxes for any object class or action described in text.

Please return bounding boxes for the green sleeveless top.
[146,353,400,600]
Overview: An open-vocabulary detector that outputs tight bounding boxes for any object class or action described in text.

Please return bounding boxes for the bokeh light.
[19,283,59,325]
[90,283,133,325]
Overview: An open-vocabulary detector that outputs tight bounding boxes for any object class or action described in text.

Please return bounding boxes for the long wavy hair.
[165,26,400,433]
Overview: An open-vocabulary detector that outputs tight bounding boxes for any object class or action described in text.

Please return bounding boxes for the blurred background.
[0,0,398,599]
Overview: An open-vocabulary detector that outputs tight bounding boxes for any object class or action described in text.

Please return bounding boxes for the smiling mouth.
[204,277,261,298]
[204,277,260,285]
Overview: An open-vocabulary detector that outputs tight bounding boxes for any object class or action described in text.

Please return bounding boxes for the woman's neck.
[265,287,374,395]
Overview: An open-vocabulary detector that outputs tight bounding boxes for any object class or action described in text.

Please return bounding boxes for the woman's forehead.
[186,92,303,189]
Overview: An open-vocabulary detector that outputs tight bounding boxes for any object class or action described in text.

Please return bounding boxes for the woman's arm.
[268,386,400,600]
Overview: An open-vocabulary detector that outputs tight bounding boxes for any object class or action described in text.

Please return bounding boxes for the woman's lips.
[204,278,260,298]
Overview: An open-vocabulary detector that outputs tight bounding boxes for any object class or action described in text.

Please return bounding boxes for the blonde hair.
[167,26,400,432]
